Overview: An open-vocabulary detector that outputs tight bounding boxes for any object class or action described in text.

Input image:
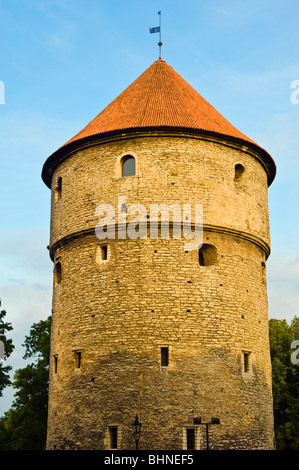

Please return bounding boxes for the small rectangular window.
[109,427,118,449]
[96,244,109,264]
[74,351,82,368]
[243,352,250,373]
[54,355,58,374]
[54,262,62,285]
[55,177,62,202]
[186,428,195,450]
[101,245,108,260]
[161,347,169,367]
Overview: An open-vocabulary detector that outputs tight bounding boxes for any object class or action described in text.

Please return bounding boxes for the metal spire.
[149,11,163,59]
[158,11,162,59]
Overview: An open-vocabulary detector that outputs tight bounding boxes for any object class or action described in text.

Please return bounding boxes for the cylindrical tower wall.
[49,135,270,249]
[46,134,274,450]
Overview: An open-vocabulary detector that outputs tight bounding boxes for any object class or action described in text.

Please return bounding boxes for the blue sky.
[0,0,298,414]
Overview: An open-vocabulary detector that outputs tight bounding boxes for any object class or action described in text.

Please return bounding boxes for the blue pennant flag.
[149,26,160,34]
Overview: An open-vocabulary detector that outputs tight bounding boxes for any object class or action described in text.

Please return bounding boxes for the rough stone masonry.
[42,59,276,450]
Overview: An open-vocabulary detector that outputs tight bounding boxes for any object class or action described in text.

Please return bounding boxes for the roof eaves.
[41,126,276,188]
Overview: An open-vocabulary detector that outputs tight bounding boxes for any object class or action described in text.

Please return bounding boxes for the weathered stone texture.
[45,133,275,450]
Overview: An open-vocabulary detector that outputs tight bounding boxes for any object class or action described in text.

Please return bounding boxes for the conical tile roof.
[42,59,276,187]
[65,58,254,145]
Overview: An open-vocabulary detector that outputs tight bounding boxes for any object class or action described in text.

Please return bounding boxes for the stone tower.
[42,59,276,450]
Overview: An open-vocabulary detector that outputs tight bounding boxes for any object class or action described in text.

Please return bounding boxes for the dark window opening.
[101,245,108,260]
[54,355,58,374]
[243,352,250,373]
[234,164,245,182]
[198,244,218,266]
[109,427,118,449]
[75,351,82,368]
[161,347,169,367]
[122,155,135,177]
[55,177,62,202]
[55,262,62,285]
[186,428,195,450]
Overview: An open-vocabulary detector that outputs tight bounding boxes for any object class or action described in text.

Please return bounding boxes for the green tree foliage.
[0,316,51,450]
[0,309,14,397]
[269,316,299,450]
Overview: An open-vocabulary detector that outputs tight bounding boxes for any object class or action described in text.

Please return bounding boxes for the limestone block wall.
[46,133,274,450]
[49,134,270,251]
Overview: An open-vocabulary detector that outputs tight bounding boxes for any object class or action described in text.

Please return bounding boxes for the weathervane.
[149,11,162,59]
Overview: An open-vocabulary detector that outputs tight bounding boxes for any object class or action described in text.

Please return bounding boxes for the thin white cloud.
[47,20,77,54]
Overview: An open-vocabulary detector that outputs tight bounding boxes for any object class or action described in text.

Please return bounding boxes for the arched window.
[234,164,245,182]
[122,155,135,177]
[198,244,218,266]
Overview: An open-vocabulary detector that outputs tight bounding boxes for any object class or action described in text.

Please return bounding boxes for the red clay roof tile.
[42,59,276,187]
[64,59,255,146]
